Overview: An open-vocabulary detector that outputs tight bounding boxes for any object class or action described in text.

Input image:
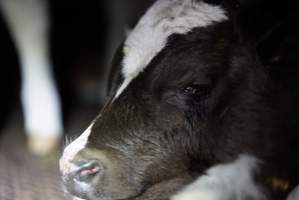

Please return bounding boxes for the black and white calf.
[60,0,299,199]
[0,0,62,155]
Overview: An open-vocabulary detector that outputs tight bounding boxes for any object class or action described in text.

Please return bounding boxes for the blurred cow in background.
[0,0,107,156]
[0,0,63,156]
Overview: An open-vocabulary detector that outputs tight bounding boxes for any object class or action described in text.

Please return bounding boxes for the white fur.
[287,185,299,200]
[114,0,228,99]
[60,123,94,175]
[0,0,63,137]
[172,155,266,200]
[72,197,85,200]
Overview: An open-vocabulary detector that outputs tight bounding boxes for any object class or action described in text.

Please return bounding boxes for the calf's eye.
[163,84,211,107]
[182,84,211,98]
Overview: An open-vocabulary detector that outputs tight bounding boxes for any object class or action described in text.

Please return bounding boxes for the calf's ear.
[257,14,299,67]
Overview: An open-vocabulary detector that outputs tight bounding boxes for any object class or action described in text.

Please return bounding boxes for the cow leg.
[0,0,63,156]
[171,155,266,200]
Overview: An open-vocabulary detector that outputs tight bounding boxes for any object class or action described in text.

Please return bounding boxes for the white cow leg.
[0,0,63,156]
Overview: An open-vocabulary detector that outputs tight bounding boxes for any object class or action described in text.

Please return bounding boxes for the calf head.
[60,0,268,199]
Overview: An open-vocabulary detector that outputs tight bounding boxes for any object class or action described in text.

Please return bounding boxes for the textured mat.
[0,119,72,200]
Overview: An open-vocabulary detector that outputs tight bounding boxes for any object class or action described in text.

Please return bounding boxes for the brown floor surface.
[0,114,74,200]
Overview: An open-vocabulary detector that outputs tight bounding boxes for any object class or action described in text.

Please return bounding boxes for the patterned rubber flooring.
[0,115,72,200]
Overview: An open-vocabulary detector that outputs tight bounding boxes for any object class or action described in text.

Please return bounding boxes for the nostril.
[79,166,100,176]
[74,160,102,183]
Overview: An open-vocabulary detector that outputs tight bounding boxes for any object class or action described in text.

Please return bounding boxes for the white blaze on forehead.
[171,155,266,200]
[59,123,94,174]
[114,0,228,99]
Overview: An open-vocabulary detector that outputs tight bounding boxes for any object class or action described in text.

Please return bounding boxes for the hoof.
[28,135,61,157]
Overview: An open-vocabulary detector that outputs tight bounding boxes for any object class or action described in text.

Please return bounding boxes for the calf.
[60,0,299,199]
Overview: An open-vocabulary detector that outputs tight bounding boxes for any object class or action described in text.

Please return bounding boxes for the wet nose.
[63,160,102,185]
[76,160,102,182]
[62,160,104,199]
